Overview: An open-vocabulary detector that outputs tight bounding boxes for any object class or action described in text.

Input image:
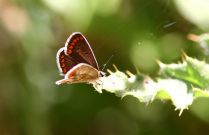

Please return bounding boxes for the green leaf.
[159,55,209,89]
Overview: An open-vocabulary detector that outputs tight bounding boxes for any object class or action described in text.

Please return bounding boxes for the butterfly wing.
[64,32,99,70]
[56,32,99,75]
[56,48,78,75]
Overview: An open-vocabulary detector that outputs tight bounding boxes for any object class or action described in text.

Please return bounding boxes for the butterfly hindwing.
[56,48,78,75]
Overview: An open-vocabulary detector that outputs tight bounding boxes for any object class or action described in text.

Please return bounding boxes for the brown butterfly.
[56,32,101,85]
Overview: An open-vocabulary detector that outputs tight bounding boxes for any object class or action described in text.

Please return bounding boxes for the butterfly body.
[56,63,100,85]
[56,32,101,85]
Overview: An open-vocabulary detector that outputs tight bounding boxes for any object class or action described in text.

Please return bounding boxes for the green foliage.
[95,55,209,115]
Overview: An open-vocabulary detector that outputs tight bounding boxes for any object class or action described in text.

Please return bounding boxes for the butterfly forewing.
[64,32,99,70]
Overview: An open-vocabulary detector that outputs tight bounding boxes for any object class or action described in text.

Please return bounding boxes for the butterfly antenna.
[101,54,115,72]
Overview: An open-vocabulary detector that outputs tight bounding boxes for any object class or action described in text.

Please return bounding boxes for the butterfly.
[56,32,102,86]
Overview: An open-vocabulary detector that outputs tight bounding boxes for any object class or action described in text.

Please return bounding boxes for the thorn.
[155,59,162,65]
[178,109,184,116]
[126,70,133,77]
[133,64,140,74]
[107,69,113,74]
[181,51,187,60]
[113,64,119,71]
[156,60,165,68]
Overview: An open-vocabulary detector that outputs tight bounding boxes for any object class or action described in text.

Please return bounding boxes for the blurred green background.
[1,0,209,135]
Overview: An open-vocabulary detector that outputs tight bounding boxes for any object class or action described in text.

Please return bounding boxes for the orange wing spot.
[73,39,77,43]
[61,59,65,63]
[63,68,67,73]
[69,45,73,49]
[61,55,65,58]
[68,50,72,54]
[71,42,75,46]
[76,37,79,41]
[69,70,76,77]
[61,63,65,67]
[79,37,84,40]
